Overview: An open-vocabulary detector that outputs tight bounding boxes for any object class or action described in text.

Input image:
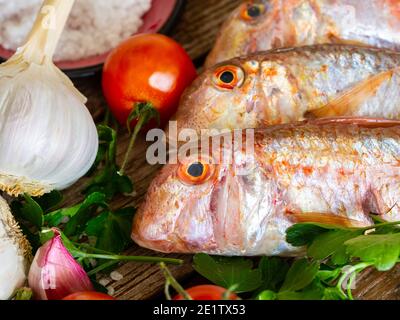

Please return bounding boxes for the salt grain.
[99,278,111,287]
[110,271,124,281]
[107,286,115,296]
[0,0,152,61]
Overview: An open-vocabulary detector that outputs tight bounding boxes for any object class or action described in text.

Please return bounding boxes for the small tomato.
[102,33,197,127]
[174,285,238,300]
[62,291,116,300]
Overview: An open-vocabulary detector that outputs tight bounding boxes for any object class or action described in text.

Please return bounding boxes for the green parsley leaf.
[84,125,133,200]
[322,287,347,300]
[85,207,135,253]
[44,192,108,228]
[345,233,400,271]
[257,290,277,300]
[316,268,341,283]
[277,285,324,300]
[193,254,262,293]
[60,192,108,237]
[87,125,115,174]
[280,258,320,292]
[11,194,44,229]
[34,190,63,213]
[84,166,133,200]
[286,223,342,247]
[308,229,363,262]
[258,257,289,291]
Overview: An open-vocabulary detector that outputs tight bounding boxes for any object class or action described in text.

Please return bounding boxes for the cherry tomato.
[102,33,197,127]
[62,291,116,300]
[173,285,238,300]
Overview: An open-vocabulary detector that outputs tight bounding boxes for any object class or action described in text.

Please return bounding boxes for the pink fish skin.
[206,0,400,67]
[133,118,400,256]
[172,45,400,136]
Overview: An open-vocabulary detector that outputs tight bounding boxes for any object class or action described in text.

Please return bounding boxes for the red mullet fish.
[133,118,400,256]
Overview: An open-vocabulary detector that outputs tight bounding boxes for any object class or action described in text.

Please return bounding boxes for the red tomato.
[62,292,116,301]
[173,285,238,300]
[102,33,197,127]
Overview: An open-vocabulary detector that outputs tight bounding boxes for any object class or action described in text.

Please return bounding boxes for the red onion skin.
[28,232,94,300]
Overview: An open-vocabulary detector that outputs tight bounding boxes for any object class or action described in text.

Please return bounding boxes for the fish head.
[206,0,279,67]
[132,134,263,254]
[171,57,266,137]
[132,143,229,253]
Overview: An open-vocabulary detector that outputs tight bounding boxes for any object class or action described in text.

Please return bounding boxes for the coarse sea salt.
[0,0,152,61]
[110,271,124,281]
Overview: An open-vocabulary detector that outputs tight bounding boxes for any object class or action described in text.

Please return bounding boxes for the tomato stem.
[119,102,159,176]
[160,262,193,300]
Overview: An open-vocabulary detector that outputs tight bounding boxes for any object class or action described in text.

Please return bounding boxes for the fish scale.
[173,45,400,136]
[133,119,400,256]
[206,0,400,67]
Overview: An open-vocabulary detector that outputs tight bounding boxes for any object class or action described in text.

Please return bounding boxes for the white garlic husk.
[0,0,98,197]
[0,196,31,300]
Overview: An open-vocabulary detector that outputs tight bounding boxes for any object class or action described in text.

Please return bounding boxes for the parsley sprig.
[192,219,400,300]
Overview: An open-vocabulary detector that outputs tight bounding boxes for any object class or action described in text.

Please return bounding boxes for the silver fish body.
[206,0,400,67]
[173,45,400,135]
[133,119,400,256]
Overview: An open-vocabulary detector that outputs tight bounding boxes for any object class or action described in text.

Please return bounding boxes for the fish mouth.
[131,203,219,254]
[131,208,192,254]
[132,211,173,254]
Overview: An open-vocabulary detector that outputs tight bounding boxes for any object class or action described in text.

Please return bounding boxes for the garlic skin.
[0,60,98,196]
[0,0,98,197]
[0,196,31,300]
[28,230,94,300]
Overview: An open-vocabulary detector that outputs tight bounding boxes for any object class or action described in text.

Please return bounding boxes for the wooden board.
[69,0,400,300]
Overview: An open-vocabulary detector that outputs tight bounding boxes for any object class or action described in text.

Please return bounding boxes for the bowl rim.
[0,0,186,78]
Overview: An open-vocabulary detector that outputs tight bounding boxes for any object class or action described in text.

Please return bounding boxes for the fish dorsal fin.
[327,33,371,48]
[306,117,400,128]
[307,69,395,118]
[290,212,367,228]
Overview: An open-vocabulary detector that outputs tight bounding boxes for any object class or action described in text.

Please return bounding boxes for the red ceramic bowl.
[0,0,184,77]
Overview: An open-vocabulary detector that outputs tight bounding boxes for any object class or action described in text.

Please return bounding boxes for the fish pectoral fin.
[306,117,400,128]
[289,212,367,228]
[307,69,395,118]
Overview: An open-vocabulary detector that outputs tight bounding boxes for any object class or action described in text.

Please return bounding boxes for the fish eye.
[187,162,204,177]
[220,71,234,84]
[177,158,215,185]
[241,3,265,21]
[212,65,244,90]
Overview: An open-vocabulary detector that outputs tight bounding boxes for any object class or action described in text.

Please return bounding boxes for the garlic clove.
[0,196,31,300]
[28,230,94,300]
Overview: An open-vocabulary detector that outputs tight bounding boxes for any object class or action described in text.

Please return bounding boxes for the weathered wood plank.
[172,0,242,61]
[67,0,400,300]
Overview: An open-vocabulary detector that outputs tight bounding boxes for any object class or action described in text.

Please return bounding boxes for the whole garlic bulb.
[0,196,31,300]
[0,0,98,197]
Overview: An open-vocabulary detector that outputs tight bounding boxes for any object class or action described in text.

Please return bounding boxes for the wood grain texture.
[172,0,242,61]
[67,0,400,300]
